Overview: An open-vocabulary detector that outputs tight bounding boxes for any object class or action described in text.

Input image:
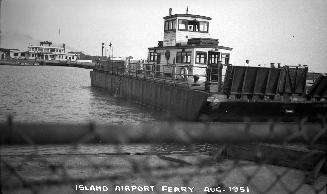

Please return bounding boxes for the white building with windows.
[65,52,80,62]
[147,8,233,82]
[0,48,30,60]
[28,41,66,61]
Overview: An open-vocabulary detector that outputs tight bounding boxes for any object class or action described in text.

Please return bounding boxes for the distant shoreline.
[0,59,95,69]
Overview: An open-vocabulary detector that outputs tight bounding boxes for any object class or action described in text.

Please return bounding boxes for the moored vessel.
[91,8,327,121]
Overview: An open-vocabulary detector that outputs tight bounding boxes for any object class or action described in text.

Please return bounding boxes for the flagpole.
[109,42,113,59]
[104,43,106,57]
[58,27,61,45]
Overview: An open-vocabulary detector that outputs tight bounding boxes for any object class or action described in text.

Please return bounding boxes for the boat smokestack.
[245,59,250,66]
[169,8,172,16]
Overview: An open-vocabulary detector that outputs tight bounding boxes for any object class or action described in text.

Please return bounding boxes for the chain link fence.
[1,115,327,194]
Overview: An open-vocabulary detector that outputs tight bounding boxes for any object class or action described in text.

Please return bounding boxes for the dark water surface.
[0,65,158,124]
[0,65,213,155]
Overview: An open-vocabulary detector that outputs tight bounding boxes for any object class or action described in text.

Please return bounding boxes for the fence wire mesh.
[1,116,327,194]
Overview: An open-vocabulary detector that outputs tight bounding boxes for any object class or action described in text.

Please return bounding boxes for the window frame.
[149,51,160,63]
[178,19,188,31]
[176,51,191,64]
[195,51,207,64]
[178,19,209,33]
[208,52,221,65]
[164,19,176,32]
[199,21,209,33]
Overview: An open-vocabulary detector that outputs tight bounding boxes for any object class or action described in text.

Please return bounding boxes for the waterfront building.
[27,41,66,61]
[0,48,27,60]
[65,52,80,62]
[11,50,28,59]
[147,8,233,82]
[0,49,6,59]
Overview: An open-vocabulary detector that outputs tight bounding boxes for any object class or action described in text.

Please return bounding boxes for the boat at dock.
[90,8,327,122]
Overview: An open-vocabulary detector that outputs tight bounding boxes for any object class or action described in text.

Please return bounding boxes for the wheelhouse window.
[164,19,176,32]
[188,20,199,32]
[199,21,209,32]
[178,19,209,32]
[195,52,207,64]
[176,51,191,64]
[178,19,188,31]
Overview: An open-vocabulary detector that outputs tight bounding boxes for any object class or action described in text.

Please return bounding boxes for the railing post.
[130,63,132,76]
[111,61,113,74]
[205,65,210,91]
[172,64,175,85]
[152,64,155,80]
[217,61,223,92]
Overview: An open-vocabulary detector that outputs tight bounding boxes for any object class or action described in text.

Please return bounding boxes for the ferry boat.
[91,8,327,122]
[146,8,232,85]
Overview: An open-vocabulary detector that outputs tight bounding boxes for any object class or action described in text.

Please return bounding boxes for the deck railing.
[94,61,225,93]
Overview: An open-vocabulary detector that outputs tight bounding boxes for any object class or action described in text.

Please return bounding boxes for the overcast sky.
[1,0,326,72]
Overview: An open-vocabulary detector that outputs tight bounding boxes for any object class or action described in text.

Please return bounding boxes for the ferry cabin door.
[208,51,220,82]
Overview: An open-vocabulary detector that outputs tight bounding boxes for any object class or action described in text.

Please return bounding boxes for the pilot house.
[147,8,233,82]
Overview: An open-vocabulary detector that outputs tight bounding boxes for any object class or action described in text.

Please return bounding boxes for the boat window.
[172,20,176,30]
[164,21,168,31]
[188,20,199,32]
[178,20,208,33]
[199,21,209,32]
[149,52,160,63]
[164,19,176,32]
[176,51,191,64]
[195,52,207,64]
[208,52,220,64]
[178,19,188,31]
